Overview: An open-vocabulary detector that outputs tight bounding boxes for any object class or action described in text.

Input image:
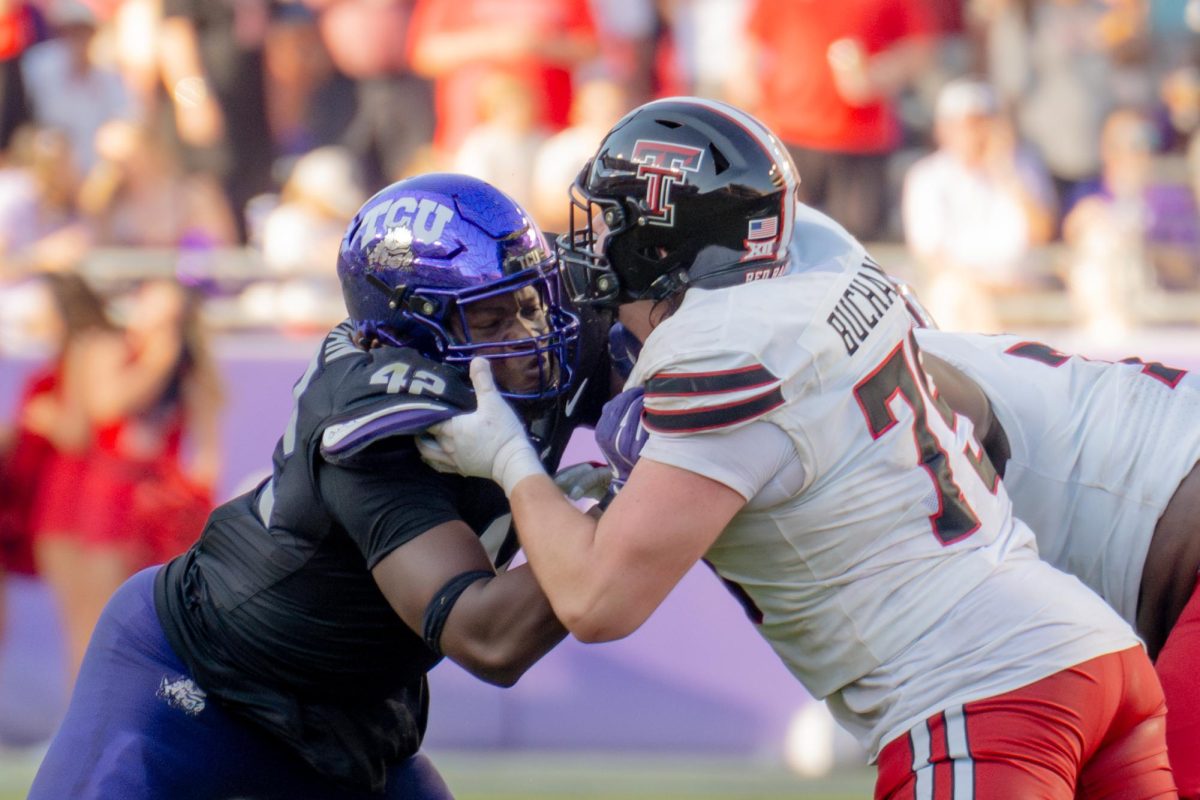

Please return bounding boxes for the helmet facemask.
[558,173,692,308]
[360,267,580,403]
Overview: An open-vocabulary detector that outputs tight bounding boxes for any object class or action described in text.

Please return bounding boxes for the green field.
[0,748,876,799]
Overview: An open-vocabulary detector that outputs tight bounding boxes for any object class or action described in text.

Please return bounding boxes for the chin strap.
[639,267,691,302]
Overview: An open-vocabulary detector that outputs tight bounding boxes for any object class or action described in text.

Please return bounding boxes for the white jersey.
[626,204,1138,757]
[915,328,1200,626]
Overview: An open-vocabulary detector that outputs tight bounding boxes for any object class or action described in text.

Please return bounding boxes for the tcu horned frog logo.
[631,140,705,227]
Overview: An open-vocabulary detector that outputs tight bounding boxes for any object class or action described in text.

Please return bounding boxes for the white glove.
[552,462,613,502]
[416,358,546,495]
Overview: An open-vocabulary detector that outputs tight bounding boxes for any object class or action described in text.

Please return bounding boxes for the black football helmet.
[558,97,801,307]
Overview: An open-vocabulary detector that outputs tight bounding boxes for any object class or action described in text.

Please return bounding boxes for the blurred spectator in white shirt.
[258,145,365,277]
[0,125,90,275]
[902,77,1056,332]
[21,0,135,174]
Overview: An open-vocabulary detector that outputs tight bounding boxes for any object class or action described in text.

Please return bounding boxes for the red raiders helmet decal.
[631,140,705,227]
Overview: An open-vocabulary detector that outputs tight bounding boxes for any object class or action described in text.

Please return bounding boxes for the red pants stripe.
[876,647,1177,799]
[906,705,975,799]
[1156,575,1200,799]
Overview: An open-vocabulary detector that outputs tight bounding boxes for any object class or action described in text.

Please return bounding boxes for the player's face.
[589,206,614,260]
[451,286,555,395]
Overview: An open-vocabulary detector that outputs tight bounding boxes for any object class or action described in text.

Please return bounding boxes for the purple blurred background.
[0,336,811,758]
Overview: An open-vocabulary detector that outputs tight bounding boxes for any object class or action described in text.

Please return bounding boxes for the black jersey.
[155,313,611,790]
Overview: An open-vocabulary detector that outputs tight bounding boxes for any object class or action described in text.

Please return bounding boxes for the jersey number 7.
[854,337,996,546]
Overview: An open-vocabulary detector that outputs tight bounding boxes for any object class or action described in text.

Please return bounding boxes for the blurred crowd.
[0,0,1190,332]
[1,0,1200,695]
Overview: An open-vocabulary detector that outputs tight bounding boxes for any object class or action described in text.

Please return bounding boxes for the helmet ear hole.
[638,246,671,262]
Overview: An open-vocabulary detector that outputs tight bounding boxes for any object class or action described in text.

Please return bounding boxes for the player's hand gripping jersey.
[623,204,1138,757]
[914,329,1200,629]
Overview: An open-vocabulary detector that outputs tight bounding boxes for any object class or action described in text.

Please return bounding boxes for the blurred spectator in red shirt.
[0,277,65,595]
[22,271,120,686]
[408,0,598,162]
[739,0,936,241]
[29,273,223,685]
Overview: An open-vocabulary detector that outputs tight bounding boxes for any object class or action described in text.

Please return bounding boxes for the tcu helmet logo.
[632,140,705,227]
[354,196,455,257]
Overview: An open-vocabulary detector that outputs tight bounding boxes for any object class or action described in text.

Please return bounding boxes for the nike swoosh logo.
[564,377,589,417]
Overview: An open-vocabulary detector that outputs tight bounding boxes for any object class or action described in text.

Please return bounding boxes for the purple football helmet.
[338,173,581,401]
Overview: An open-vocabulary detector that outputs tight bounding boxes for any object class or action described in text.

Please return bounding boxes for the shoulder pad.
[320,347,475,464]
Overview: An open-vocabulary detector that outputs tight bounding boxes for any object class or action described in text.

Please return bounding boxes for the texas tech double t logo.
[631,140,705,227]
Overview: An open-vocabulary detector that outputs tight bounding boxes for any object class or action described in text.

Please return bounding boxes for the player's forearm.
[442,563,566,687]
[509,473,633,643]
[865,36,935,97]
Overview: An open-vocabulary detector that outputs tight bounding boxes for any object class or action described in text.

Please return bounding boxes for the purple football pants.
[28,567,454,800]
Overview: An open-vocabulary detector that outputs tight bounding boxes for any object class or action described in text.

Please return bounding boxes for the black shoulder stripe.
[1004,341,1069,367]
[644,386,784,433]
[646,364,778,397]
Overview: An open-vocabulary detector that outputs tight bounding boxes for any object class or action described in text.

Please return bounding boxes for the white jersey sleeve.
[915,328,1200,625]
[640,420,806,504]
[624,203,1138,759]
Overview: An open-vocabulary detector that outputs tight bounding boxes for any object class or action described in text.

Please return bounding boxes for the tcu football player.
[908,328,1200,798]
[418,99,1177,798]
[29,174,613,799]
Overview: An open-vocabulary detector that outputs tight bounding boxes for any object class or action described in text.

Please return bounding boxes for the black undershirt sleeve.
[317,443,464,569]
